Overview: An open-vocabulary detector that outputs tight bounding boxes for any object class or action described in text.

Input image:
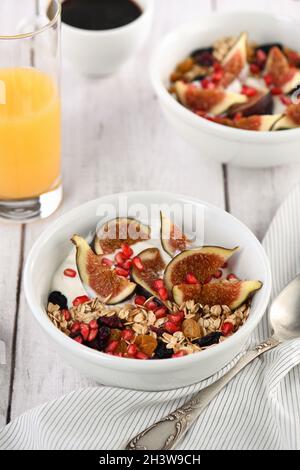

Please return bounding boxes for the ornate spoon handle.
[126,337,279,450]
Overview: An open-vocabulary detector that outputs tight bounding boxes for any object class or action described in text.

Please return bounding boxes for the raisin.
[191,48,215,66]
[48,291,68,310]
[97,315,124,329]
[195,332,222,348]
[154,341,173,359]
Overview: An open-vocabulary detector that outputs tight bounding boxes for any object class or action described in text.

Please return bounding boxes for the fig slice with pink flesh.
[160,212,191,257]
[94,217,151,255]
[72,235,136,305]
[173,280,262,309]
[131,247,167,304]
[221,32,248,87]
[265,46,300,93]
[164,246,239,293]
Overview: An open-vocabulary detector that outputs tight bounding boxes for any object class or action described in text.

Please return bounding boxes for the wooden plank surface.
[7,0,225,420]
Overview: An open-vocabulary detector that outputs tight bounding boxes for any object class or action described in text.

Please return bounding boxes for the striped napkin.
[1,188,300,450]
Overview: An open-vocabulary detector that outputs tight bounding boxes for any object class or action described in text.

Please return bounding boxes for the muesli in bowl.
[169,32,300,131]
[47,214,262,360]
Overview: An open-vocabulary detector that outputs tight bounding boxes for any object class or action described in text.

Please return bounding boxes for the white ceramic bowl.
[151,11,300,168]
[24,192,271,391]
[61,0,153,76]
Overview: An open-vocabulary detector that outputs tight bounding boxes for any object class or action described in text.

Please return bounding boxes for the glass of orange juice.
[0,0,61,221]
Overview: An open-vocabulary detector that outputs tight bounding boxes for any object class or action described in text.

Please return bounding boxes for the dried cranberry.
[195,332,222,347]
[48,291,68,310]
[98,315,124,329]
[150,326,165,337]
[154,341,173,359]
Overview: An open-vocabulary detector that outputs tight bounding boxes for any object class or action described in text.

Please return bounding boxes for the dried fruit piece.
[135,335,157,356]
[48,291,68,310]
[173,280,263,309]
[164,246,239,293]
[175,81,247,115]
[182,318,201,339]
[131,248,167,303]
[154,341,173,359]
[94,218,150,255]
[160,212,191,257]
[221,32,248,87]
[72,235,136,305]
[195,332,222,348]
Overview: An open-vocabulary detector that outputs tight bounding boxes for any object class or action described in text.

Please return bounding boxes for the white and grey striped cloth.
[1,187,300,450]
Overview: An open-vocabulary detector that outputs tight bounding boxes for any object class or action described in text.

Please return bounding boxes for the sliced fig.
[94,217,150,255]
[265,46,300,93]
[173,280,263,309]
[72,235,136,305]
[272,104,300,130]
[234,114,282,131]
[164,246,239,293]
[255,43,283,55]
[160,212,191,257]
[221,32,248,87]
[228,91,273,118]
[131,247,167,303]
[175,81,246,115]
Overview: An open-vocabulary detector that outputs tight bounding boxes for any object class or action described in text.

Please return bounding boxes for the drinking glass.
[0,0,61,222]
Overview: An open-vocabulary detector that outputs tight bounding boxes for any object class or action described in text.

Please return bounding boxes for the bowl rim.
[24,191,272,372]
[150,9,300,143]
[61,0,153,37]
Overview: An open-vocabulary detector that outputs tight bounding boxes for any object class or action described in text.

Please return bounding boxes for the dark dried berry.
[150,326,165,337]
[194,332,222,348]
[191,48,215,66]
[48,291,68,310]
[154,341,173,359]
[98,316,124,329]
[255,43,283,55]
[98,326,111,341]
[88,326,111,351]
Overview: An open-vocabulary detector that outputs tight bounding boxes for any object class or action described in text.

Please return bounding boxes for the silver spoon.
[126,275,300,450]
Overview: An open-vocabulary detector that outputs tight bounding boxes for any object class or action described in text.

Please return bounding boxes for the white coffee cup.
[61,0,154,76]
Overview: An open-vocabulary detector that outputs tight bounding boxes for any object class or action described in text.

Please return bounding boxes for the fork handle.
[126,337,279,450]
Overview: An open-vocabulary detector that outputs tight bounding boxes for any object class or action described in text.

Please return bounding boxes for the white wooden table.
[1,0,300,427]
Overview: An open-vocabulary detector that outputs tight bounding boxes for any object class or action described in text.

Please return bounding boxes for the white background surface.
[1,0,300,426]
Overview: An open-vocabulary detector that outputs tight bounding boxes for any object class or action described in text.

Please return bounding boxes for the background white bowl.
[61,0,153,76]
[151,11,300,168]
[24,192,271,391]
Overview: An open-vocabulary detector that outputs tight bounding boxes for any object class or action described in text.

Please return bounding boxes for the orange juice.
[0,67,61,200]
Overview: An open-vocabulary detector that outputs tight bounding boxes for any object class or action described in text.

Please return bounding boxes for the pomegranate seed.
[88,329,98,342]
[169,311,185,324]
[132,256,144,271]
[127,344,138,356]
[227,273,238,281]
[256,49,267,64]
[73,295,90,306]
[203,276,212,284]
[213,62,223,72]
[134,296,146,306]
[114,352,123,357]
[201,78,210,88]
[121,329,135,341]
[63,309,71,321]
[64,268,77,278]
[196,110,207,117]
[115,266,129,278]
[105,340,119,353]
[214,269,223,279]
[71,322,80,334]
[222,262,228,269]
[152,279,165,291]
[136,352,149,360]
[212,71,223,83]
[158,287,168,301]
[250,63,261,75]
[102,257,114,267]
[271,86,283,96]
[165,321,181,334]
[242,86,257,97]
[172,351,187,358]
[115,252,126,266]
[146,300,158,311]
[185,273,199,285]
[80,323,90,341]
[221,322,234,336]
[234,112,243,122]
[73,335,83,344]
[121,243,134,259]
[280,95,292,106]
[89,320,98,330]
[155,307,168,319]
[122,259,133,270]
[264,74,273,86]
